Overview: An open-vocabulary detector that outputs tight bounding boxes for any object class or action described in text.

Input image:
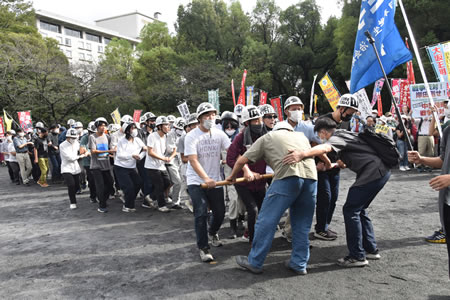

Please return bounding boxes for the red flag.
[405,38,416,85]
[0,117,5,138]
[259,91,268,105]
[133,110,142,123]
[377,95,383,117]
[270,97,283,121]
[17,111,33,133]
[231,79,236,107]
[237,70,247,106]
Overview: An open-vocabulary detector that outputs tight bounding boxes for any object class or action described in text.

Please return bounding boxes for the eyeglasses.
[264,115,277,119]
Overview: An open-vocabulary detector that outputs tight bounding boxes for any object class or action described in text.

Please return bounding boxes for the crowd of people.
[0,95,449,276]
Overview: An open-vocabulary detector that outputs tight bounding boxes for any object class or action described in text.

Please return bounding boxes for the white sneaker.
[199,249,214,262]
[337,256,368,267]
[166,197,173,204]
[70,204,77,209]
[120,196,125,204]
[399,166,406,171]
[158,206,171,213]
[209,233,223,247]
[122,206,136,213]
[185,200,194,213]
[404,166,410,171]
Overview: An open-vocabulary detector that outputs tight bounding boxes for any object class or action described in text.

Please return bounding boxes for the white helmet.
[155,116,169,127]
[187,113,199,126]
[35,121,45,129]
[167,115,176,123]
[196,102,217,118]
[120,115,133,124]
[87,121,96,133]
[259,104,276,116]
[233,104,245,117]
[142,112,156,122]
[121,122,135,133]
[94,117,108,128]
[338,94,359,110]
[74,121,83,129]
[173,117,186,129]
[67,119,75,126]
[241,105,263,124]
[8,130,16,135]
[66,128,79,138]
[284,96,304,110]
[109,124,121,133]
[273,121,294,132]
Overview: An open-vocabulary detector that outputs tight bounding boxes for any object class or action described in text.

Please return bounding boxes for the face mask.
[131,129,138,137]
[202,119,214,130]
[340,110,353,122]
[53,129,60,134]
[289,110,303,123]
[18,132,25,138]
[7,136,12,141]
[67,138,74,144]
[225,129,236,136]
[249,124,263,135]
[175,129,183,136]
[149,123,156,130]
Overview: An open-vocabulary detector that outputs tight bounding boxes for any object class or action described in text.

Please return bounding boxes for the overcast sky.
[32,0,342,33]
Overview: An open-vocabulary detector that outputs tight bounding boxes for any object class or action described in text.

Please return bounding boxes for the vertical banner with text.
[259,91,268,105]
[246,86,254,106]
[17,111,33,133]
[319,73,341,111]
[371,78,385,107]
[133,110,142,123]
[0,117,5,138]
[237,70,247,106]
[177,102,190,119]
[270,97,283,121]
[208,89,220,113]
[111,108,121,125]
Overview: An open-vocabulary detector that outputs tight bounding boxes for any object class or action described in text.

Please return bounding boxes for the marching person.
[13,128,34,185]
[259,104,277,131]
[48,124,62,183]
[114,122,146,212]
[284,117,390,267]
[80,121,97,203]
[33,127,50,187]
[89,117,115,213]
[165,117,185,209]
[3,130,20,184]
[60,128,88,209]
[138,112,157,208]
[228,122,317,275]
[185,103,231,262]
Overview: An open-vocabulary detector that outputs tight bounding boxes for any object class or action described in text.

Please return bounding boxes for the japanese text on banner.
[319,73,340,111]
[410,82,447,119]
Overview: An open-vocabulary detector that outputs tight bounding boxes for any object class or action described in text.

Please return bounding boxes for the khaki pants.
[418,135,434,158]
[16,152,32,184]
[223,164,245,220]
[38,158,49,184]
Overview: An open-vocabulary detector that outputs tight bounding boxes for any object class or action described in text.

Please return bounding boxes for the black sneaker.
[236,255,263,274]
[337,256,368,267]
[314,230,337,241]
[199,248,214,262]
[366,249,381,260]
[425,229,446,244]
[209,233,223,247]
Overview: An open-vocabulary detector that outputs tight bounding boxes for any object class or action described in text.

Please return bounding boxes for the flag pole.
[398,0,443,138]
[309,74,318,116]
[365,31,414,151]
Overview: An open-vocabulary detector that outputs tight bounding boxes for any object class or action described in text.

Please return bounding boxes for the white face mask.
[131,129,138,137]
[18,132,25,138]
[202,119,214,130]
[67,138,75,144]
[53,129,60,134]
[175,129,183,136]
[7,136,12,141]
[225,129,236,136]
[289,110,303,123]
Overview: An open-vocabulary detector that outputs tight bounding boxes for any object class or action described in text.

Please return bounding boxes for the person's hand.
[28,142,33,145]
[107,149,116,154]
[408,151,421,164]
[337,159,347,169]
[34,158,38,164]
[132,154,141,161]
[204,177,216,189]
[282,149,304,165]
[225,175,236,184]
[316,162,326,172]
[164,157,171,163]
[429,174,450,191]
[243,169,255,182]
[253,172,262,181]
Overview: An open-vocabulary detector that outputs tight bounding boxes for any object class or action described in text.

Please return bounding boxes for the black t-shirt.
[34,136,49,158]
[316,113,340,169]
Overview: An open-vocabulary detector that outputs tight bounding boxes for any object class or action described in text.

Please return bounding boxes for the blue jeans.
[396,139,408,167]
[48,153,61,180]
[248,176,317,271]
[315,170,340,232]
[188,185,225,250]
[343,171,391,259]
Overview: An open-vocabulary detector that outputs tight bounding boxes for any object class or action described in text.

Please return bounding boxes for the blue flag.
[350,0,412,94]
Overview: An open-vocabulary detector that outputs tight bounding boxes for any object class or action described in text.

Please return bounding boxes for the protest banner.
[177,102,190,119]
[426,44,449,83]
[111,108,121,125]
[346,80,372,120]
[17,111,33,133]
[208,89,220,113]
[319,73,340,111]
[314,94,318,114]
[231,79,236,107]
[133,110,142,123]
[3,110,12,131]
[270,97,283,121]
[375,124,390,135]
[410,82,447,118]
[371,79,385,107]
[246,86,254,106]
[0,117,4,138]
[237,70,247,106]
[309,74,318,116]
[259,91,268,105]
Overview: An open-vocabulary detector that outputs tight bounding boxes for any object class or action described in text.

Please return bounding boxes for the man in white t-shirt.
[185,102,231,262]
[145,116,172,213]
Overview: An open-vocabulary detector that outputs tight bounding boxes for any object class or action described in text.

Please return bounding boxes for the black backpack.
[358,127,400,168]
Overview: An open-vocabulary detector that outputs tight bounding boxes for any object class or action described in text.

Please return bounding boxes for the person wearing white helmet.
[79,121,98,203]
[164,117,186,209]
[185,102,231,262]
[259,104,277,131]
[67,119,76,128]
[114,122,147,212]
[13,128,34,185]
[48,124,62,183]
[283,96,321,145]
[234,104,246,129]
[226,118,318,275]
[89,117,115,213]
[145,116,172,212]
[33,126,50,188]
[167,115,176,129]
[226,105,268,243]
[60,128,89,209]
[3,130,20,184]
[72,121,87,192]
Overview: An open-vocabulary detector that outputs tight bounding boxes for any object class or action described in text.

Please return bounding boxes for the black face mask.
[340,108,352,122]
[149,123,156,130]
[250,124,263,135]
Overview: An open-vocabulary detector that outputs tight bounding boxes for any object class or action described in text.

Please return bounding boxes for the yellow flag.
[110,108,121,125]
[3,110,12,131]
[318,73,341,111]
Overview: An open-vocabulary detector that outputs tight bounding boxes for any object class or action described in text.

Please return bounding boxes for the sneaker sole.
[313,232,337,241]
[425,239,446,244]
[337,260,368,267]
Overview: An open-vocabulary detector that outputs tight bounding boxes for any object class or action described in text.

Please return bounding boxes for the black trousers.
[7,161,20,183]
[114,165,142,209]
[235,184,266,242]
[62,173,80,204]
[85,166,97,200]
[444,203,450,279]
[146,169,170,207]
[91,169,114,209]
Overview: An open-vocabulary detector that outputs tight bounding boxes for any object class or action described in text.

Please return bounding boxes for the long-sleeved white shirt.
[60,140,81,175]
[114,136,145,169]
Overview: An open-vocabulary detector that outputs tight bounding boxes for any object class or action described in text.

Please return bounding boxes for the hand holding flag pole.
[365,30,413,151]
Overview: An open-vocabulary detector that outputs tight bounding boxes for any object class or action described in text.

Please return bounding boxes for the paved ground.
[0,166,449,299]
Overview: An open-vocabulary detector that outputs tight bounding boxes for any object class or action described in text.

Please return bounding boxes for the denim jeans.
[315,170,340,232]
[248,176,317,271]
[114,165,142,209]
[48,153,61,180]
[343,171,391,259]
[188,185,225,250]
[396,139,408,167]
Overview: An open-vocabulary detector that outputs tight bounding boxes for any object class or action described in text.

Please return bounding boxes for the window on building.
[40,20,60,33]
[79,53,85,60]
[86,33,101,43]
[65,27,82,38]
[87,54,93,61]
[66,50,72,58]
[86,43,91,51]
[78,41,84,49]
[104,37,111,45]
[56,36,63,44]
[98,45,103,53]
[65,38,71,46]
